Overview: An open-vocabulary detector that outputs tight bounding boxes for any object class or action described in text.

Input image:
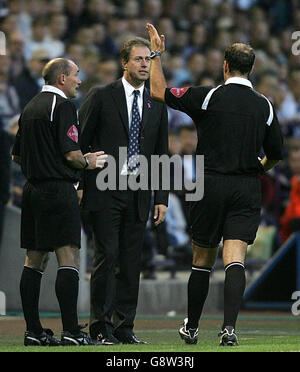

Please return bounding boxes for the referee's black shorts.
[21,180,81,252]
[190,174,262,248]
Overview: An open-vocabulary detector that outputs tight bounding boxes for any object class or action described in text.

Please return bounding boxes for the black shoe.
[61,324,95,346]
[219,326,239,346]
[96,332,121,345]
[24,328,61,346]
[114,331,148,344]
[178,318,198,345]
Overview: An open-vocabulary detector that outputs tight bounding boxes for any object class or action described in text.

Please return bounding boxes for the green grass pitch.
[0,313,299,352]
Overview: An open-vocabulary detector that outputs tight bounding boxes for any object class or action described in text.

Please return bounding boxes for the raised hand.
[146,23,165,53]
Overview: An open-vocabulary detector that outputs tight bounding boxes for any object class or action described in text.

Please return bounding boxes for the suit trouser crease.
[89,191,146,337]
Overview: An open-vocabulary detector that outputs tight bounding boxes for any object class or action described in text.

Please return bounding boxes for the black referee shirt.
[165,77,283,176]
[12,85,81,183]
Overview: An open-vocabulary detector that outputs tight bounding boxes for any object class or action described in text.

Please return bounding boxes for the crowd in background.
[0,0,300,278]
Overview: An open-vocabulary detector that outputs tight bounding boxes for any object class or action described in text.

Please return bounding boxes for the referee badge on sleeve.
[170,87,189,98]
[67,125,79,143]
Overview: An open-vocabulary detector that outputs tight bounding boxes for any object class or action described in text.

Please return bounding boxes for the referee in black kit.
[12,58,107,346]
[147,24,283,346]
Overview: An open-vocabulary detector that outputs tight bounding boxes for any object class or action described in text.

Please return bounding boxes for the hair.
[42,58,72,85]
[179,124,197,134]
[120,37,151,63]
[224,43,255,76]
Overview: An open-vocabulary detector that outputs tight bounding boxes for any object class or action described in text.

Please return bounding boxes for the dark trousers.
[89,190,147,338]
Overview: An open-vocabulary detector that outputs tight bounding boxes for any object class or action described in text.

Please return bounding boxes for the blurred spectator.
[280,148,300,243]
[203,48,223,82]
[64,42,84,66]
[165,193,192,270]
[64,0,85,40]
[0,54,20,131]
[93,23,117,56]
[13,48,49,110]
[6,114,26,209]
[7,30,26,80]
[256,71,280,103]
[178,125,197,224]
[186,52,206,85]
[169,129,182,156]
[278,69,300,123]
[82,0,115,25]
[143,0,163,22]
[23,17,51,60]
[189,24,207,56]
[43,14,68,58]
[180,125,197,158]
[73,26,96,52]
[157,17,176,51]
[0,14,20,36]
[96,56,120,85]
[122,0,140,19]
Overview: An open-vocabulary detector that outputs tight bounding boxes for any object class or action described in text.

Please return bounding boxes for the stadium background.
[0,0,300,348]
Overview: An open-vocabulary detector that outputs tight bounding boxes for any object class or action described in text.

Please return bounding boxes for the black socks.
[20,265,80,335]
[20,266,44,334]
[186,261,246,331]
[55,266,79,334]
[187,266,211,329]
[223,262,246,330]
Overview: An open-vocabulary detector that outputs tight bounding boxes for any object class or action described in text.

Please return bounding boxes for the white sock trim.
[192,266,211,273]
[57,266,79,274]
[224,262,245,272]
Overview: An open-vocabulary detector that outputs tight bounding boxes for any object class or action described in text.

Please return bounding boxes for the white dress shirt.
[122,76,144,128]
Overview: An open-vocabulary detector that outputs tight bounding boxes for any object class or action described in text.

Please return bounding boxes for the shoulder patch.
[67,125,79,143]
[170,87,189,98]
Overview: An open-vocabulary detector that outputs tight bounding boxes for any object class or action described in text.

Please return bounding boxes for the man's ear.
[121,59,127,71]
[57,74,65,85]
[223,60,229,74]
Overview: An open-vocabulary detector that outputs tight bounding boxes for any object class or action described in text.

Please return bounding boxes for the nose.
[141,58,149,66]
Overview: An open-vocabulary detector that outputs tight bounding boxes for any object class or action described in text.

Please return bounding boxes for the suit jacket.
[78,78,169,222]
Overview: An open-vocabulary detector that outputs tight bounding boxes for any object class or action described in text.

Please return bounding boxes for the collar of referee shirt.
[225,76,253,89]
[42,85,68,99]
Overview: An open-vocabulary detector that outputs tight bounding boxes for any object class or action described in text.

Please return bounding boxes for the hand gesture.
[146,23,165,53]
[84,151,108,169]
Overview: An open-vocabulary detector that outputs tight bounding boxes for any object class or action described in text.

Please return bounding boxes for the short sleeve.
[164,86,213,118]
[263,104,284,160]
[54,100,81,155]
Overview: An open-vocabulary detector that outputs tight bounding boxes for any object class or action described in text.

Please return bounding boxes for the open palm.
[146,23,165,53]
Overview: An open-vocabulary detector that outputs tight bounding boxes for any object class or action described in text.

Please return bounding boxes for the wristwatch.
[150,51,161,59]
[84,156,89,169]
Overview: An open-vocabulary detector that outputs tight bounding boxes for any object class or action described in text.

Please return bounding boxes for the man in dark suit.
[78,37,169,344]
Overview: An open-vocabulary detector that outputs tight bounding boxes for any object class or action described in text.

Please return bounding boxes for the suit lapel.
[142,87,152,129]
[111,79,129,137]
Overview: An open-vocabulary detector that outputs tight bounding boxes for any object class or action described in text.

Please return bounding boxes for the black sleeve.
[164,86,213,117]
[12,115,22,157]
[79,87,102,154]
[263,104,284,160]
[54,100,81,155]
[154,104,169,207]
